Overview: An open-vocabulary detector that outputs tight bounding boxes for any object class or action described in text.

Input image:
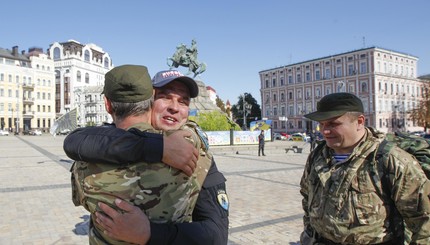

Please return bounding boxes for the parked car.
[0,129,9,136]
[31,129,42,136]
[289,133,310,142]
[59,129,71,135]
[274,133,287,140]
[422,134,430,140]
[280,132,291,140]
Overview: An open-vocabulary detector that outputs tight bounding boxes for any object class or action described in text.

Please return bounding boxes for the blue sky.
[1,1,429,105]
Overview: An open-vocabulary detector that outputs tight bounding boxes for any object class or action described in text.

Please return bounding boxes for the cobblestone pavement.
[0,135,309,244]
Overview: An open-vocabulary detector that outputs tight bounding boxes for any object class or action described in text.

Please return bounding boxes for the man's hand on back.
[95,199,150,245]
[162,130,198,176]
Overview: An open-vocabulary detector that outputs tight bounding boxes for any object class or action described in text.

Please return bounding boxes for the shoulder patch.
[217,189,229,211]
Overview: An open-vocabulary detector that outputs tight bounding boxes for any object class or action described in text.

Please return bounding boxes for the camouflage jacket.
[300,127,430,244]
[71,121,212,245]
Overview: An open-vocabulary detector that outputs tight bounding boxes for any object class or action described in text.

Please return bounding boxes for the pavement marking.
[15,136,72,170]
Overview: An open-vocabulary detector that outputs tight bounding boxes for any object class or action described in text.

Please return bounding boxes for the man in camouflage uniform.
[300,92,430,244]
[71,66,212,244]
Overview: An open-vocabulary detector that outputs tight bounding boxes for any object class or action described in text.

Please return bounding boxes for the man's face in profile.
[151,80,191,131]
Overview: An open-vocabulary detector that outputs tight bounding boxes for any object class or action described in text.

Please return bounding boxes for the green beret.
[102,65,153,103]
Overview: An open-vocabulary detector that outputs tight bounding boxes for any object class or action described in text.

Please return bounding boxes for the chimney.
[12,46,18,56]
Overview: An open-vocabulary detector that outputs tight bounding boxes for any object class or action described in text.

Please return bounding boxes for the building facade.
[0,46,56,133]
[259,47,425,134]
[74,86,111,126]
[48,40,113,121]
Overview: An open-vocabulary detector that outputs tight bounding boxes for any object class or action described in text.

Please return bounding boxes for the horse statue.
[167,39,206,78]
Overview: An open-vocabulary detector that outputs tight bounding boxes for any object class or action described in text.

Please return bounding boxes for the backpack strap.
[372,139,394,199]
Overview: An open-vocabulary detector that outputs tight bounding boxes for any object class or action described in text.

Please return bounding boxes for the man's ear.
[104,96,113,114]
[357,114,366,128]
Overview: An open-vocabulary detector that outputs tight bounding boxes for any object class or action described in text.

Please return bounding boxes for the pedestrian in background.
[300,92,430,244]
[258,130,266,156]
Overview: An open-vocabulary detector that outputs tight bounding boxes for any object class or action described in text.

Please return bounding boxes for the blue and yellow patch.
[217,190,229,211]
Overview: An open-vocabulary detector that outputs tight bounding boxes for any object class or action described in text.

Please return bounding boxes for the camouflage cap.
[102,65,153,103]
[152,70,199,98]
[304,92,364,121]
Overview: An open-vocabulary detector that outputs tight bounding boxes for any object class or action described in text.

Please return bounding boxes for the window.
[325,86,332,95]
[273,94,277,102]
[8,74,12,82]
[336,66,342,77]
[85,50,90,62]
[348,64,354,75]
[85,73,89,84]
[104,57,110,68]
[316,88,321,98]
[360,62,367,74]
[349,84,355,93]
[0,89,3,96]
[265,80,269,88]
[306,72,310,82]
[281,93,285,101]
[272,78,276,87]
[280,77,284,86]
[0,73,3,81]
[297,74,301,83]
[288,91,293,100]
[8,89,12,97]
[325,68,331,79]
[361,81,368,93]
[315,70,320,80]
[53,47,61,60]
[77,71,81,82]
[288,105,294,116]
[48,93,51,100]
[288,75,293,84]
[305,88,311,99]
[297,90,302,99]
[16,75,19,83]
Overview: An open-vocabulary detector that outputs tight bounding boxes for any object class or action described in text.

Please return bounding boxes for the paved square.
[0,135,308,244]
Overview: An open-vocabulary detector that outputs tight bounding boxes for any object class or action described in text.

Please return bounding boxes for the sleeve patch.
[217,190,229,211]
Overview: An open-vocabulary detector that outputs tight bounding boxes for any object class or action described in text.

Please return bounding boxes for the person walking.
[300,92,430,244]
[258,130,266,156]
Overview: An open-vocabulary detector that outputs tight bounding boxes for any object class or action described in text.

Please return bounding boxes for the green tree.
[231,93,261,130]
[215,96,226,112]
[189,110,240,131]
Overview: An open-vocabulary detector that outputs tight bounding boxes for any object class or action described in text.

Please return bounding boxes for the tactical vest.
[70,121,212,245]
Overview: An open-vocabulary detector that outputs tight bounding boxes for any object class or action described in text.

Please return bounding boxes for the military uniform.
[300,127,430,244]
[71,122,213,244]
[65,124,229,245]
